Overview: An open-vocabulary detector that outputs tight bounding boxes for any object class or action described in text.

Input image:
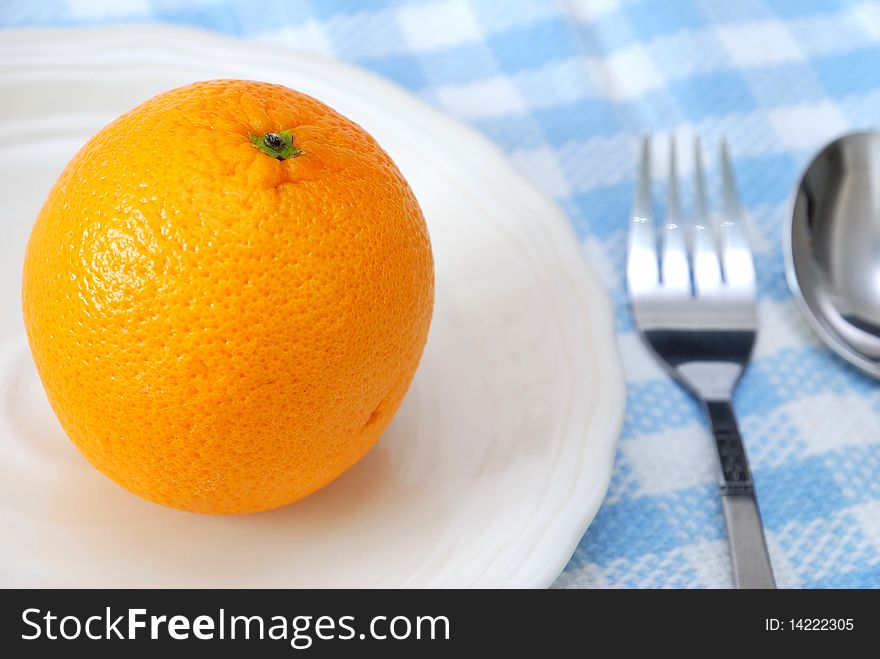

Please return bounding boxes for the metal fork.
[626,136,775,589]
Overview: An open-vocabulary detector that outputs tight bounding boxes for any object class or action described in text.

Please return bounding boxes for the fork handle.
[705,399,776,589]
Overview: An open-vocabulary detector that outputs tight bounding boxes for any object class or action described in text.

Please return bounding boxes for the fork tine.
[659,136,691,295]
[634,135,652,220]
[719,138,757,293]
[627,136,659,295]
[691,136,723,295]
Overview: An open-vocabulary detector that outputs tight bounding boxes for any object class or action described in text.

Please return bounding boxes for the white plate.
[0,26,625,588]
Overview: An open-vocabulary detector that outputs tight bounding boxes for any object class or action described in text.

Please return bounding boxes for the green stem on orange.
[249,130,303,160]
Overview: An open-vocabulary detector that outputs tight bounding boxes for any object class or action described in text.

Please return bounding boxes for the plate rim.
[0,24,626,588]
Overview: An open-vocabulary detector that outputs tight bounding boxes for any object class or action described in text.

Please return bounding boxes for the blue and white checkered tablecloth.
[4,0,880,589]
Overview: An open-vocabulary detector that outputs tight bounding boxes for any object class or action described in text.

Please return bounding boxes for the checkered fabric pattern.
[4,0,880,589]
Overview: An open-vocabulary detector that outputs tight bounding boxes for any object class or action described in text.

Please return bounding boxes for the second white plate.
[0,25,625,588]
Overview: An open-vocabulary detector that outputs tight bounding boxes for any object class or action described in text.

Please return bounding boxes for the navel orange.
[22,79,433,514]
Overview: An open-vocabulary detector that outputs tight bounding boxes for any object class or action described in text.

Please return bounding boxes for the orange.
[22,79,433,514]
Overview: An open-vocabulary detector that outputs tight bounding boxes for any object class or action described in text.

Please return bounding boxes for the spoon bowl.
[786,131,880,378]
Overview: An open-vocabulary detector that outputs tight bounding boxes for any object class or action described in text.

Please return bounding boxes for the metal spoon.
[786,131,880,377]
